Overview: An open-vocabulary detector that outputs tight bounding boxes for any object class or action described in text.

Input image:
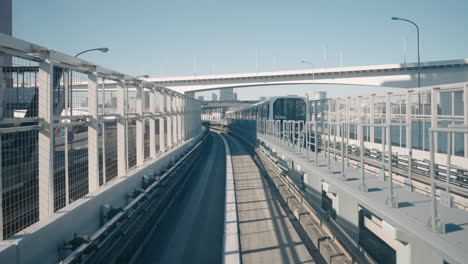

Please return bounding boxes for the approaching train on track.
[226,95,309,122]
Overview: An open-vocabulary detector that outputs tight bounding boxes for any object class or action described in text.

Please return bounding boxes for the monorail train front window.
[273,98,306,121]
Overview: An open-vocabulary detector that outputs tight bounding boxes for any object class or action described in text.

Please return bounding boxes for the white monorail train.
[226,95,310,121]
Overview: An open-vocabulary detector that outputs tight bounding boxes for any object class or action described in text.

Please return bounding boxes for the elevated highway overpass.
[147,59,468,95]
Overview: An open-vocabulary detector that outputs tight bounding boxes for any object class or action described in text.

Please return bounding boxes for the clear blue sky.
[13,0,468,99]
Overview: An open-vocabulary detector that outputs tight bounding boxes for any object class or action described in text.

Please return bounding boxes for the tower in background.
[219,88,234,101]
[0,0,12,36]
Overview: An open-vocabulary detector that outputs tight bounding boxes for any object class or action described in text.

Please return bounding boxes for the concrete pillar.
[87,73,99,193]
[136,84,144,166]
[159,90,166,152]
[149,88,156,158]
[117,80,127,177]
[38,59,55,218]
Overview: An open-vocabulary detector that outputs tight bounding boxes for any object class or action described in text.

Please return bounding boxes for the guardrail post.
[359,123,368,192]
[370,94,375,143]
[429,129,440,232]
[386,125,397,208]
[136,83,144,166]
[406,90,414,190]
[88,72,100,193]
[381,124,386,180]
[341,124,346,180]
[38,58,55,218]
[117,80,127,177]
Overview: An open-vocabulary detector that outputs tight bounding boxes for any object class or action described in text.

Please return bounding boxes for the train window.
[273,98,306,121]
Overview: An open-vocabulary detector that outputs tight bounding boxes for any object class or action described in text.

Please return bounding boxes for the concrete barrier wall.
[260,136,457,264]
[0,133,203,264]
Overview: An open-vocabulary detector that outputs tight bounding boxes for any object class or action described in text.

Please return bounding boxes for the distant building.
[220,88,234,101]
[233,93,238,101]
[307,91,327,100]
[197,96,204,101]
[260,96,266,100]
[0,0,12,36]
[211,93,218,101]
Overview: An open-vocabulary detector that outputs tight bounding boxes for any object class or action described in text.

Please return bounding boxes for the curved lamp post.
[75,47,109,58]
[391,17,420,88]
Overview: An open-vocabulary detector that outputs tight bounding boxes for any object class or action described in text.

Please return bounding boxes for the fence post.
[359,123,368,192]
[159,90,166,153]
[136,83,144,166]
[386,125,397,208]
[88,72,100,193]
[117,79,127,177]
[38,58,55,218]
[149,88,156,158]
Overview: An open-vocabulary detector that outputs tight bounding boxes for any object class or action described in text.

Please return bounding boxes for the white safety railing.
[0,33,202,239]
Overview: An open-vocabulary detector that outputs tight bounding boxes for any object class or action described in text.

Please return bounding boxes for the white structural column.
[464,83,468,158]
[117,80,127,177]
[38,59,55,218]
[178,96,182,142]
[149,88,156,158]
[166,93,173,149]
[406,91,412,149]
[431,88,439,151]
[87,72,99,193]
[159,90,166,153]
[356,96,362,142]
[136,83,144,166]
[171,93,177,146]
[181,97,185,141]
[370,94,375,143]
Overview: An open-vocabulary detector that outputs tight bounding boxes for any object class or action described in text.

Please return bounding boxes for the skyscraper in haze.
[219,88,234,101]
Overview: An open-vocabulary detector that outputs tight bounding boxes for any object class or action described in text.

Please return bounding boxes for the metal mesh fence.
[1,130,39,238]
[144,119,150,159]
[68,125,89,203]
[104,121,118,182]
[53,130,66,212]
[1,56,39,120]
[127,120,137,169]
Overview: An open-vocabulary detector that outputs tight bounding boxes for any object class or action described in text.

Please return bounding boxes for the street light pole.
[75,47,109,58]
[391,17,420,88]
[392,17,422,150]
[301,60,316,100]
[71,47,109,116]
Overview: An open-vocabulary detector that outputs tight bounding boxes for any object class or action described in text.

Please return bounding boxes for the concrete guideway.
[222,133,319,264]
[135,133,226,264]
